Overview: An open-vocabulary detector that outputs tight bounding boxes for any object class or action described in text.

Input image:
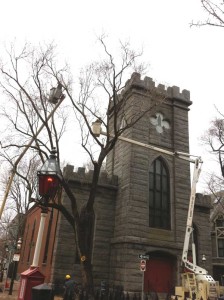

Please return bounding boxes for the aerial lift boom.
[176,158,219,300]
[181,157,208,275]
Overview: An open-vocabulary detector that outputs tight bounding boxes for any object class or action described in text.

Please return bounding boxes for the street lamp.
[31,148,61,268]
[202,254,206,266]
[8,238,23,295]
[16,85,65,300]
[17,238,22,251]
[37,148,62,202]
[16,149,61,298]
[92,119,102,137]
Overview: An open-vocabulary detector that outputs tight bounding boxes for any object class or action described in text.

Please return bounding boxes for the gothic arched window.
[149,157,170,229]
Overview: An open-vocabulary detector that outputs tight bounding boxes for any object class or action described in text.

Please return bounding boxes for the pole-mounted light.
[92,119,102,137]
[202,254,206,262]
[17,238,22,251]
[37,148,62,202]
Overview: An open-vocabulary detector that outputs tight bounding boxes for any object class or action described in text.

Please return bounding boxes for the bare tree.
[0,42,68,163]
[201,117,224,199]
[0,41,69,222]
[191,1,224,203]
[0,155,41,214]
[0,37,166,294]
[192,0,224,27]
[0,149,40,250]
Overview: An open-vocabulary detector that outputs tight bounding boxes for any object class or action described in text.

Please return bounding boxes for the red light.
[47,177,54,182]
[38,175,59,198]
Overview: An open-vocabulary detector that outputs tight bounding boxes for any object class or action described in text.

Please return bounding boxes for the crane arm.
[181,158,207,275]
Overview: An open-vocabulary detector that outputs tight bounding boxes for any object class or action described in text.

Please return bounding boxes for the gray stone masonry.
[106,73,211,292]
[51,166,118,288]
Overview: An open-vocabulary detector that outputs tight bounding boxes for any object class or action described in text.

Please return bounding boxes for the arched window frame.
[149,157,170,230]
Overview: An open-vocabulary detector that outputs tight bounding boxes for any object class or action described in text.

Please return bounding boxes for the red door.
[144,257,174,293]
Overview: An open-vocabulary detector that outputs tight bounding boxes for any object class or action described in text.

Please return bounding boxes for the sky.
[0,0,223,192]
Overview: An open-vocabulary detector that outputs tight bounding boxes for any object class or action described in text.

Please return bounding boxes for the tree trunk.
[81,260,94,297]
[78,206,95,296]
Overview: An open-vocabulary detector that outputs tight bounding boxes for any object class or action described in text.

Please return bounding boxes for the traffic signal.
[38,175,59,198]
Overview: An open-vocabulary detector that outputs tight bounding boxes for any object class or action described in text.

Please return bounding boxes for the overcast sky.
[0,0,223,192]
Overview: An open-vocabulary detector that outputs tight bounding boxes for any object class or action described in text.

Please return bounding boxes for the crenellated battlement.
[195,193,212,209]
[121,72,191,102]
[63,164,118,187]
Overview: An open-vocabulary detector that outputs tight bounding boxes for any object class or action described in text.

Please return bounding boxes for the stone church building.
[18,73,214,295]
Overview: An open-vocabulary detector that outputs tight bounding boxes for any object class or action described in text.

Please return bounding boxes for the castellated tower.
[106,72,201,293]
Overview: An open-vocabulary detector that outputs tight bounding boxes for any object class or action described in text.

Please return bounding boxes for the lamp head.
[17,238,22,250]
[92,119,102,137]
[202,254,206,262]
[37,148,61,200]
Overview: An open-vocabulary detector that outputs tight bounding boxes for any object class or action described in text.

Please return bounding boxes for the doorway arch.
[144,251,176,294]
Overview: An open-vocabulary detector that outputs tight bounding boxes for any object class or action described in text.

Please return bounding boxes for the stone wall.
[194,193,213,274]
[51,166,118,287]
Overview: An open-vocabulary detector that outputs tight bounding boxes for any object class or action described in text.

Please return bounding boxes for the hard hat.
[65,275,71,280]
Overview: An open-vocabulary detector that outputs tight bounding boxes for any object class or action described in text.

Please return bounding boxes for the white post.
[31,212,48,267]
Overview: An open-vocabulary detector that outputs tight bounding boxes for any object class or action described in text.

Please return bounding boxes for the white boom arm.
[181,158,207,275]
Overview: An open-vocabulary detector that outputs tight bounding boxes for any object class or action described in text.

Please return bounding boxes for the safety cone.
[4,279,9,289]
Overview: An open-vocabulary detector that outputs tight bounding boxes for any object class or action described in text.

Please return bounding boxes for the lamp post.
[17,149,61,300]
[31,148,61,268]
[8,238,22,295]
[37,148,62,202]
[16,87,64,300]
